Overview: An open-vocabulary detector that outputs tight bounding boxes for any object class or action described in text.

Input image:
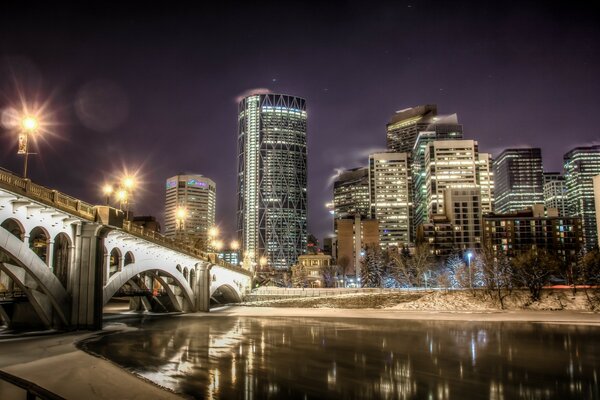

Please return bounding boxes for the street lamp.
[102,184,113,206]
[467,251,473,290]
[116,189,128,210]
[18,115,39,179]
[259,256,267,271]
[176,207,187,242]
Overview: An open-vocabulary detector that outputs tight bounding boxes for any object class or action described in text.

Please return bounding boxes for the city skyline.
[0,2,599,244]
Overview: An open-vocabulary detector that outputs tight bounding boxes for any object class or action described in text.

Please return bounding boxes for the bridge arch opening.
[124,251,135,266]
[189,269,196,289]
[29,227,50,264]
[211,284,242,305]
[176,264,182,274]
[183,267,189,282]
[109,248,122,278]
[53,233,71,288]
[1,218,25,241]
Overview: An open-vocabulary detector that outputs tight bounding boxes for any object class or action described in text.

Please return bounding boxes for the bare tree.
[291,263,309,288]
[580,248,600,309]
[477,245,513,309]
[321,264,339,288]
[512,249,559,302]
[389,244,433,287]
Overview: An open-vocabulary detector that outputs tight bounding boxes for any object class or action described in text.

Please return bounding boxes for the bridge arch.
[52,232,71,289]
[1,218,25,241]
[124,251,135,266]
[29,226,50,264]
[0,226,70,328]
[108,247,122,278]
[210,284,242,304]
[103,261,195,311]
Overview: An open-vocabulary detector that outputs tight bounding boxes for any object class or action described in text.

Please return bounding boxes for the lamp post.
[102,184,113,206]
[467,251,473,290]
[176,207,187,243]
[231,240,240,265]
[259,256,268,272]
[18,116,39,179]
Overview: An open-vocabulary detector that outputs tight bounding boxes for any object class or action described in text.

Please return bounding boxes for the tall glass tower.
[237,93,308,269]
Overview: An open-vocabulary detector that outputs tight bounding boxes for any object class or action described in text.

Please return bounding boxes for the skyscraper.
[386,105,463,153]
[494,148,544,214]
[333,167,370,220]
[369,152,411,248]
[164,174,216,249]
[424,139,479,218]
[237,93,308,269]
[543,173,568,216]
[564,145,600,249]
[477,153,495,215]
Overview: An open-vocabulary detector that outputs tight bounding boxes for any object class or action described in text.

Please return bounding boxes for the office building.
[164,174,216,249]
[594,175,600,240]
[425,140,479,218]
[236,93,308,269]
[483,208,583,264]
[444,188,482,250]
[336,216,379,277]
[543,173,568,216]
[564,145,600,249]
[477,153,495,215]
[386,105,463,153]
[333,167,370,220]
[494,148,544,214]
[369,152,411,248]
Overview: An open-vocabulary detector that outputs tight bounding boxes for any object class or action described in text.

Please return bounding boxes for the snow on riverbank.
[239,289,598,312]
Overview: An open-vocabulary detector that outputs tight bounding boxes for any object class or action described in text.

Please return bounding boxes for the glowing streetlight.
[214,240,224,252]
[116,189,128,210]
[208,226,219,238]
[176,207,187,242]
[230,240,240,251]
[102,184,114,206]
[467,251,473,290]
[122,176,135,190]
[18,115,39,179]
[259,256,268,270]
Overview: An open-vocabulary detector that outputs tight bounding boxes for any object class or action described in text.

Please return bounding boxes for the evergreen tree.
[360,244,385,287]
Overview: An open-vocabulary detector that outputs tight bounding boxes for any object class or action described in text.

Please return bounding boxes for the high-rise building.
[494,148,544,214]
[477,153,495,215]
[386,105,463,153]
[369,152,411,248]
[443,188,482,250]
[543,173,568,216]
[594,175,600,241]
[236,93,308,269]
[424,140,479,218]
[164,174,216,249]
[412,129,465,231]
[564,145,600,249]
[336,216,379,277]
[333,167,370,220]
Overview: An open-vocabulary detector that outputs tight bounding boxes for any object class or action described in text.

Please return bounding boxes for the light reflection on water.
[83,317,600,399]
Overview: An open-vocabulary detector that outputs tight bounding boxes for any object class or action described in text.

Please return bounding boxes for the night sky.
[1,1,599,244]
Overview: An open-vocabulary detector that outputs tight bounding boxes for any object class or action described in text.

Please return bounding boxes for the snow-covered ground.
[239,289,598,311]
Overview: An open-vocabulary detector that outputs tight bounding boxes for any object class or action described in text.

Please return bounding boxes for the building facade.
[236,93,308,269]
[333,167,370,220]
[369,152,411,248]
[543,174,568,217]
[296,253,333,287]
[443,188,482,250]
[424,140,479,218]
[483,209,583,264]
[494,148,544,214]
[336,216,379,277]
[564,145,600,249]
[164,174,216,249]
[477,153,495,215]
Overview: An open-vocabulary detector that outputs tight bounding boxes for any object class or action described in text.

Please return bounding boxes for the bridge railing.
[0,167,96,221]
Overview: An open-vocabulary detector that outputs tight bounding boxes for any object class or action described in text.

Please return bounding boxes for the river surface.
[82,315,600,399]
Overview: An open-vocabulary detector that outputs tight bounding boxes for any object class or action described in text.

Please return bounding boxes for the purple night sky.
[1,2,599,244]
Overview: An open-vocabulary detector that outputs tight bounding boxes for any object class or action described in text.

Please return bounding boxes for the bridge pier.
[70,223,105,330]
[196,263,211,312]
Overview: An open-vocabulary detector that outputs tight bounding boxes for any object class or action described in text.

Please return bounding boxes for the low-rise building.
[483,207,583,264]
[296,253,333,287]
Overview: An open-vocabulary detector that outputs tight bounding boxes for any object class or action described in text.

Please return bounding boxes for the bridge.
[0,168,253,330]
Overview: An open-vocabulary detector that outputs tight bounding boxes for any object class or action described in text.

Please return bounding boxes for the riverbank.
[1,306,598,399]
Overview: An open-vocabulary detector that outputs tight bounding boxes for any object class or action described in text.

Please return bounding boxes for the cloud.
[325,146,387,187]
[234,88,271,103]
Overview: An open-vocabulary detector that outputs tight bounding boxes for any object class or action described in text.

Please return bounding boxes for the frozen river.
[82,315,600,399]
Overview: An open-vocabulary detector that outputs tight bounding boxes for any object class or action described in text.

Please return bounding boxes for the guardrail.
[0,167,95,221]
[0,369,65,400]
[0,167,252,278]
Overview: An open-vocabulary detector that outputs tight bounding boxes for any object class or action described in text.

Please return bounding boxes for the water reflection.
[83,317,600,399]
